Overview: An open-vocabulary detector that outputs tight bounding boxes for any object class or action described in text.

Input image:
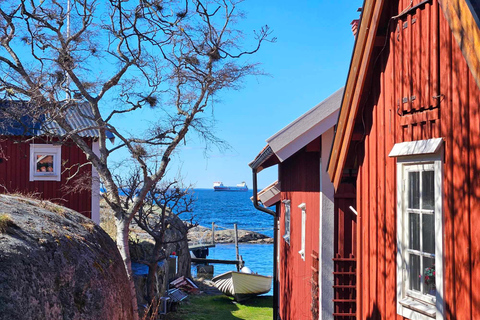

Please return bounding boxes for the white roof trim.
[257,181,281,208]
[389,138,443,157]
[266,88,343,162]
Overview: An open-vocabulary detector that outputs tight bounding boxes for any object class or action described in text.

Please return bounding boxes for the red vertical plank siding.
[411,10,419,111]
[0,138,93,218]
[386,11,398,318]
[278,146,320,320]
[468,65,480,320]
[372,79,379,320]
[432,1,440,110]
[452,36,472,320]
[439,11,455,319]
[343,0,480,319]
[363,120,371,319]
[356,152,363,320]
[378,55,386,319]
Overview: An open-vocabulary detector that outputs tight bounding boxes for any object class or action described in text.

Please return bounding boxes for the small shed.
[0,101,113,223]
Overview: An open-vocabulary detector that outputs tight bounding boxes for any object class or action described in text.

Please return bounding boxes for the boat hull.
[211,271,272,302]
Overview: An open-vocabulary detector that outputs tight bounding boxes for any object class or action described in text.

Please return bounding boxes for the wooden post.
[234,223,240,271]
[212,222,215,244]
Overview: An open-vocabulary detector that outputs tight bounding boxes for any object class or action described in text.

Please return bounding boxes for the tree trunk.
[116,217,139,320]
[146,261,158,309]
[146,241,163,305]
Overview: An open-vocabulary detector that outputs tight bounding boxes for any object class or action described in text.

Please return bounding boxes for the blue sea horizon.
[189,188,274,296]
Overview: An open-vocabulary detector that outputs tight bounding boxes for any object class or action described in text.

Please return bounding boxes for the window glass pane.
[36,154,54,173]
[409,212,420,250]
[423,257,436,296]
[423,214,435,254]
[409,172,420,209]
[410,254,421,291]
[422,170,435,210]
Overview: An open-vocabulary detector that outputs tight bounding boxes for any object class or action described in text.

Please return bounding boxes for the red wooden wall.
[0,137,93,218]
[348,0,480,319]
[334,182,357,319]
[278,142,320,320]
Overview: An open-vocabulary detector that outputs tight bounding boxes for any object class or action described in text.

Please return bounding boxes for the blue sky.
[110,0,362,189]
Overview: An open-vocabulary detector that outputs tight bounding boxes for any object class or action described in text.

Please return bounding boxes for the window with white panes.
[390,138,444,320]
[403,164,437,303]
[29,144,61,181]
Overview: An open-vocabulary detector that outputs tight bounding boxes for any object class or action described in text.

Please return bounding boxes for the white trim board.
[266,88,343,162]
[389,138,443,158]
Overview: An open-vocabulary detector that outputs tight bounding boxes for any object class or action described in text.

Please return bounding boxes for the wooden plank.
[420,3,429,110]
[188,244,216,250]
[439,13,455,318]
[368,77,378,320]
[439,0,480,89]
[385,5,397,318]
[377,53,386,319]
[407,13,413,113]
[468,57,480,320]
[398,108,440,125]
[328,0,377,181]
[412,9,420,111]
[333,299,356,302]
[356,159,363,320]
[432,1,440,108]
[452,28,472,320]
[191,258,242,265]
[333,0,386,190]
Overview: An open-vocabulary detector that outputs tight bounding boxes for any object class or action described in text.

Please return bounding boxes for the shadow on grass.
[164,295,273,320]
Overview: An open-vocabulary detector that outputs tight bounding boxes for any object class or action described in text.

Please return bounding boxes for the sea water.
[186,189,274,295]
[186,189,274,238]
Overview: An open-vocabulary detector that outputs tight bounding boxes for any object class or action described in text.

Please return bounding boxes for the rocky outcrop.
[0,195,133,320]
[188,225,274,244]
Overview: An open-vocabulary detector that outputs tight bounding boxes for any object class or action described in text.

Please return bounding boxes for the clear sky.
[111,0,363,189]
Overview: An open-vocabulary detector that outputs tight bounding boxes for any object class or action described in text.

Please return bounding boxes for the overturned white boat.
[211,267,272,302]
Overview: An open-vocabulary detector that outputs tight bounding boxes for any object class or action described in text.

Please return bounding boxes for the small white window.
[30,144,61,181]
[391,139,444,320]
[298,203,306,261]
[283,199,290,244]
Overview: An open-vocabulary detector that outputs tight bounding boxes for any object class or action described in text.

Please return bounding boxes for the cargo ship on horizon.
[213,181,248,192]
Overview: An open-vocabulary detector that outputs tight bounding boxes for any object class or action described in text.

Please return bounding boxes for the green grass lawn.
[164,295,273,320]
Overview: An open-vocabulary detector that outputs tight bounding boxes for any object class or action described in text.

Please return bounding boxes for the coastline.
[187,224,273,244]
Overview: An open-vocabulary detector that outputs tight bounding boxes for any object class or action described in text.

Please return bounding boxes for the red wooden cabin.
[251,88,357,320]
[0,102,111,223]
[328,0,480,319]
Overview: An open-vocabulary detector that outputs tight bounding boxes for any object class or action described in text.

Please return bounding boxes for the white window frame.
[29,144,62,181]
[282,199,291,244]
[390,139,444,320]
[298,203,306,261]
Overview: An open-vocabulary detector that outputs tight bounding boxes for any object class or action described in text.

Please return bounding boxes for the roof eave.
[327,0,386,190]
[248,145,280,172]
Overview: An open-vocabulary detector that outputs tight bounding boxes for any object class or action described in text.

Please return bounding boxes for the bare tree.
[0,0,273,317]
[119,170,195,311]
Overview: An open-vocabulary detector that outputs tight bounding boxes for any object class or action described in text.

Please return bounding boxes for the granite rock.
[0,195,133,320]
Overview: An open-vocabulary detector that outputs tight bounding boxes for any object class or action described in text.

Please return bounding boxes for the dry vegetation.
[0,213,14,233]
